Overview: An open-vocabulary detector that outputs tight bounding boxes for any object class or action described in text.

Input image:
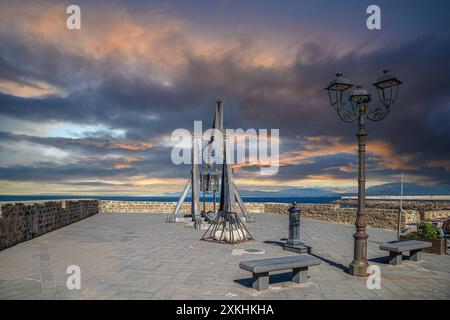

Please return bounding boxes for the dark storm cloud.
[239,153,357,180]
[0,129,190,182]
[173,35,450,185]
[0,131,152,154]
[0,31,102,89]
[2,33,449,148]
[0,147,187,182]
[0,2,449,190]
[0,163,122,182]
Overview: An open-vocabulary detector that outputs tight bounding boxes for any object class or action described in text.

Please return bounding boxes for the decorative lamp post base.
[348,232,370,277]
[348,262,369,277]
[348,231,371,274]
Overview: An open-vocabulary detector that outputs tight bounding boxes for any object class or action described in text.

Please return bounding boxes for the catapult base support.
[201,211,253,244]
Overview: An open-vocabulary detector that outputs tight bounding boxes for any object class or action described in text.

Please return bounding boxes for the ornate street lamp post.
[325,70,402,277]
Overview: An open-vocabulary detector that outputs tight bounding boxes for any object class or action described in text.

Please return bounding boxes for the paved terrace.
[0,213,449,300]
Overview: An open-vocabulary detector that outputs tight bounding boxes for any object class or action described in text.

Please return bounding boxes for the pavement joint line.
[39,240,58,300]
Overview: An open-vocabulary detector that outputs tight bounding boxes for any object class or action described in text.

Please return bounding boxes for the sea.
[0,195,340,204]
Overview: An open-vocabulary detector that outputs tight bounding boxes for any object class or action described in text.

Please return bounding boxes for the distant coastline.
[1,195,450,204]
[0,195,340,204]
[341,195,450,201]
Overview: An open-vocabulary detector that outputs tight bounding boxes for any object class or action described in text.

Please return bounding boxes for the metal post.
[191,135,200,221]
[233,181,248,218]
[172,179,191,218]
[349,104,369,277]
[219,134,235,212]
[397,172,404,242]
[203,191,206,213]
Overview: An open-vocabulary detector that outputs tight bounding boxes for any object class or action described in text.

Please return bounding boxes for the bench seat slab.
[379,240,432,253]
[239,255,321,274]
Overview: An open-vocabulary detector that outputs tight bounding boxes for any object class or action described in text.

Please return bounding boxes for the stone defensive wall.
[335,199,450,211]
[2,199,450,250]
[0,200,98,250]
[263,203,423,230]
[98,201,265,214]
[99,200,450,229]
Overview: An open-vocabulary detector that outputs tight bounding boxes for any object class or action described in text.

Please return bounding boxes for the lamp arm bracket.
[366,103,391,122]
[336,102,357,123]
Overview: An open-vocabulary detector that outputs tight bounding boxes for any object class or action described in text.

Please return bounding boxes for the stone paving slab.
[0,213,449,300]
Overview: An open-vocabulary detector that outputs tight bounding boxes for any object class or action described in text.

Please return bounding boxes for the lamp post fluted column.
[349,104,369,276]
[325,70,402,277]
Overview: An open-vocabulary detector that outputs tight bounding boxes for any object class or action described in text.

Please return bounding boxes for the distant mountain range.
[164,183,450,197]
[238,188,339,197]
[234,183,449,197]
[164,187,339,197]
[365,183,450,196]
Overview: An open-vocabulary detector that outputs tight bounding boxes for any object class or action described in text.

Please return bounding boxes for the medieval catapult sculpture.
[168,98,253,244]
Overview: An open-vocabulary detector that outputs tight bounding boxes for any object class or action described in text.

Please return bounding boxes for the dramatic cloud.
[0,0,449,195]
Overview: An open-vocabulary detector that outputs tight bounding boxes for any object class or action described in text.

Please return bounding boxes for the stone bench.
[379,240,432,265]
[239,255,321,291]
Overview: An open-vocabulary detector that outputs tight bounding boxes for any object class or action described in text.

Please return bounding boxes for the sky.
[0,0,449,195]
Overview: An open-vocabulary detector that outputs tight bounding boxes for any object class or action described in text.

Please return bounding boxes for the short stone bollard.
[287,202,301,246]
[283,202,311,254]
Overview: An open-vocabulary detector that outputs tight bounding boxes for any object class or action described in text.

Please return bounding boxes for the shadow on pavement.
[234,272,294,288]
[261,240,350,273]
[262,240,285,248]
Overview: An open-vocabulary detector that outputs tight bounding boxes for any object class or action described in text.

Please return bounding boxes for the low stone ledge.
[98,200,422,230]
[263,202,420,230]
[0,199,99,250]
[1,199,436,251]
[98,200,265,214]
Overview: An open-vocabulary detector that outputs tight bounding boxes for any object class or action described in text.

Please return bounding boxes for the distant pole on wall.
[191,133,201,221]
[397,172,404,242]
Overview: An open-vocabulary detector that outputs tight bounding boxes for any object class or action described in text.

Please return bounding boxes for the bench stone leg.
[292,267,309,284]
[410,249,423,261]
[252,272,269,291]
[389,252,402,265]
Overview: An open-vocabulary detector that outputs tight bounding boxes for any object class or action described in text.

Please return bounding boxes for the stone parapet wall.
[263,203,421,230]
[2,199,445,251]
[0,200,98,250]
[424,211,450,220]
[335,199,450,211]
[99,200,265,214]
[99,201,425,230]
